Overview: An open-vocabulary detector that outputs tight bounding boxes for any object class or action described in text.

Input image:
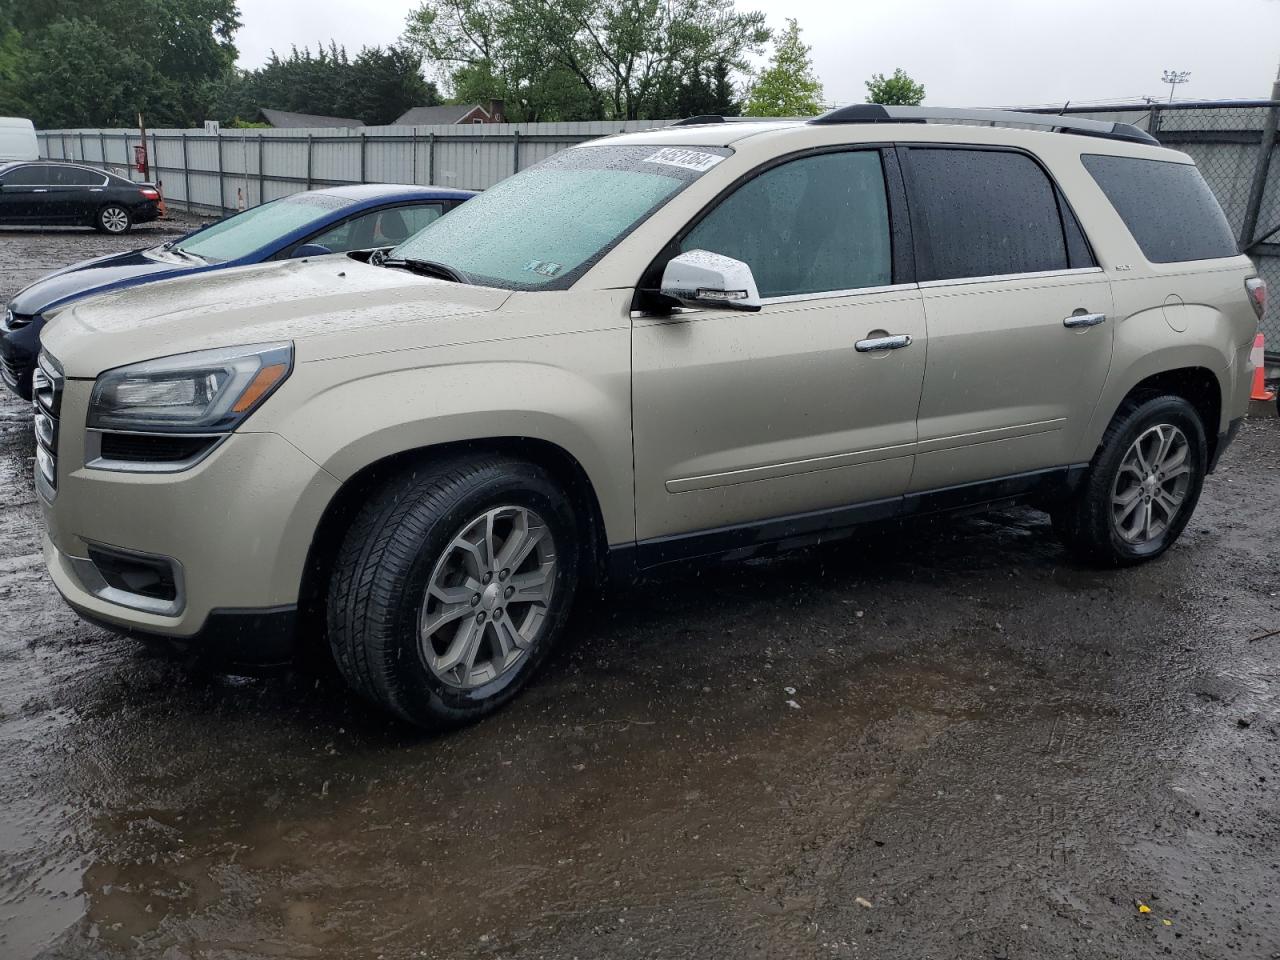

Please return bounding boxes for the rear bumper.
[131,201,161,224]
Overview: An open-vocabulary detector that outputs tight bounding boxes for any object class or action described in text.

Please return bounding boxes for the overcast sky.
[235,0,1280,108]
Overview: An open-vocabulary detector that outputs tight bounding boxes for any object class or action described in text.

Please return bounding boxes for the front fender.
[253,336,635,543]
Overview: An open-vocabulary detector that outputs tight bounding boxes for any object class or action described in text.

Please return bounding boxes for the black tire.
[326,454,580,729]
[1052,393,1207,566]
[94,204,132,234]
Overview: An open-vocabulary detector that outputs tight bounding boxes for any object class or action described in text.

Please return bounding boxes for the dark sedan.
[0,161,162,234]
[0,183,475,398]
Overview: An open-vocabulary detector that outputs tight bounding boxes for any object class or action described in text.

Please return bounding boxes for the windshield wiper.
[380,257,468,284]
[171,247,209,265]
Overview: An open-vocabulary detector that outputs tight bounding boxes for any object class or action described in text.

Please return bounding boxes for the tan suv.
[33,106,1267,727]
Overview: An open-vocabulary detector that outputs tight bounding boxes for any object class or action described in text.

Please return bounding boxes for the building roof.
[259,108,363,129]
[393,104,485,126]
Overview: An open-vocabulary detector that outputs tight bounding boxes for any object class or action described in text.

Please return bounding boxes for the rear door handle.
[855,334,912,352]
[1063,312,1106,328]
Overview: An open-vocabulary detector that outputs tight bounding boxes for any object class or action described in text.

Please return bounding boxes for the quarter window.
[905,149,1072,282]
[1081,154,1237,263]
[680,150,892,298]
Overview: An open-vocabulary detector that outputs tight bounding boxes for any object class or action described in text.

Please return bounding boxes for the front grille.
[32,353,63,497]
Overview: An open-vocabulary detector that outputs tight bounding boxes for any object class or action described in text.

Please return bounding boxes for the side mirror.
[290,243,333,259]
[659,250,762,312]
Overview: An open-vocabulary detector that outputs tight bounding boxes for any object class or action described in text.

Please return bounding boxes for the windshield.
[390,144,731,290]
[173,193,356,263]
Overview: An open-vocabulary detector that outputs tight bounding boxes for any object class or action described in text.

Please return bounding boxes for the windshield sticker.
[523,259,563,278]
[644,148,724,172]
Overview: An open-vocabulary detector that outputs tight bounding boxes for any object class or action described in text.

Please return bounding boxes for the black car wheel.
[327,453,581,729]
[1052,393,1207,566]
[95,205,132,234]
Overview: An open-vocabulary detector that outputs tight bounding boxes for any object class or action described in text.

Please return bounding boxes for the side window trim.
[636,143,904,307]
[899,143,1094,283]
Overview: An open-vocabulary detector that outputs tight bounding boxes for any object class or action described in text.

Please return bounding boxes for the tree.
[207,44,441,126]
[744,18,822,117]
[865,68,925,106]
[403,0,768,121]
[0,0,240,127]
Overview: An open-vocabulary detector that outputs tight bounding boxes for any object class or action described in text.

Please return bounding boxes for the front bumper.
[0,313,40,399]
[40,390,341,653]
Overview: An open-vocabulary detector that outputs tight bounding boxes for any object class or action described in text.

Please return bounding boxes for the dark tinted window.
[2,164,53,185]
[681,150,892,297]
[53,166,105,186]
[1057,187,1095,269]
[1081,154,1237,263]
[906,149,1069,281]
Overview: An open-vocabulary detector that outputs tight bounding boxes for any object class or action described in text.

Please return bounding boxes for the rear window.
[1081,154,1238,263]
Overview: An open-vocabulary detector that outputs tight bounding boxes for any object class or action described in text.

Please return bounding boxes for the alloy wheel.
[100,207,129,233]
[1110,423,1192,544]
[418,505,557,689]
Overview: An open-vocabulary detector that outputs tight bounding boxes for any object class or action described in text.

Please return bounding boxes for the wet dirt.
[0,227,1278,960]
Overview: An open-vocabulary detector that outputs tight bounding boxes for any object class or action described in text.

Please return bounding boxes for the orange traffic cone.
[1250,333,1275,402]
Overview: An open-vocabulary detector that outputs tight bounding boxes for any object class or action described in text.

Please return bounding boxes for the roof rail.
[809,104,1159,145]
[669,115,800,126]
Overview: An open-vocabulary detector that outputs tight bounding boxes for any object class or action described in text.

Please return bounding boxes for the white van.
[0,118,39,162]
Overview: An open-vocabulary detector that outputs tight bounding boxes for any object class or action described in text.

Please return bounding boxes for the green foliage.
[0,0,240,127]
[207,43,440,126]
[865,68,925,106]
[403,0,767,121]
[745,19,823,117]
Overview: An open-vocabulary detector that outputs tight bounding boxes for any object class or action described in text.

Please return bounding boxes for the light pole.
[1161,70,1190,103]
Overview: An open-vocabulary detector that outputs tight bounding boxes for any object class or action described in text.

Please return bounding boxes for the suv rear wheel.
[1053,394,1207,565]
[327,454,580,728]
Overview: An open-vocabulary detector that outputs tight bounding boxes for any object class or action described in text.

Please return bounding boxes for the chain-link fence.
[1029,101,1280,345]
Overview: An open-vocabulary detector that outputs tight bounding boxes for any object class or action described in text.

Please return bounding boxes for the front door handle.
[855,334,912,352]
[1063,312,1106,328]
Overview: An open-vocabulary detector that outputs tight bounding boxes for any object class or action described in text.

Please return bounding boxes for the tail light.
[139,186,160,200]
[1245,277,1267,320]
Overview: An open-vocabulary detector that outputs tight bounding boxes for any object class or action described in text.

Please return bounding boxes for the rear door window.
[1081,154,1237,263]
[53,166,106,186]
[904,148,1078,281]
[680,150,892,298]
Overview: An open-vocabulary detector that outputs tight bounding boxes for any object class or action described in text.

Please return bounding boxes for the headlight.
[88,343,293,433]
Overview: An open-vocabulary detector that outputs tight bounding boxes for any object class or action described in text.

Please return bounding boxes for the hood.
[41,255,512,379]
[9,247,190,316]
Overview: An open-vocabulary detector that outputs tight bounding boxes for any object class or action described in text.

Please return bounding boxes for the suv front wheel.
[1053,394,1207,566]
[327,454,580,728]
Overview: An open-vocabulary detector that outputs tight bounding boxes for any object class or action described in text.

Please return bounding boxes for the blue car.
[0,183,475,398]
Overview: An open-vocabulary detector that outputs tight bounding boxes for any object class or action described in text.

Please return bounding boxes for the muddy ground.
[0,224,1277,960]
